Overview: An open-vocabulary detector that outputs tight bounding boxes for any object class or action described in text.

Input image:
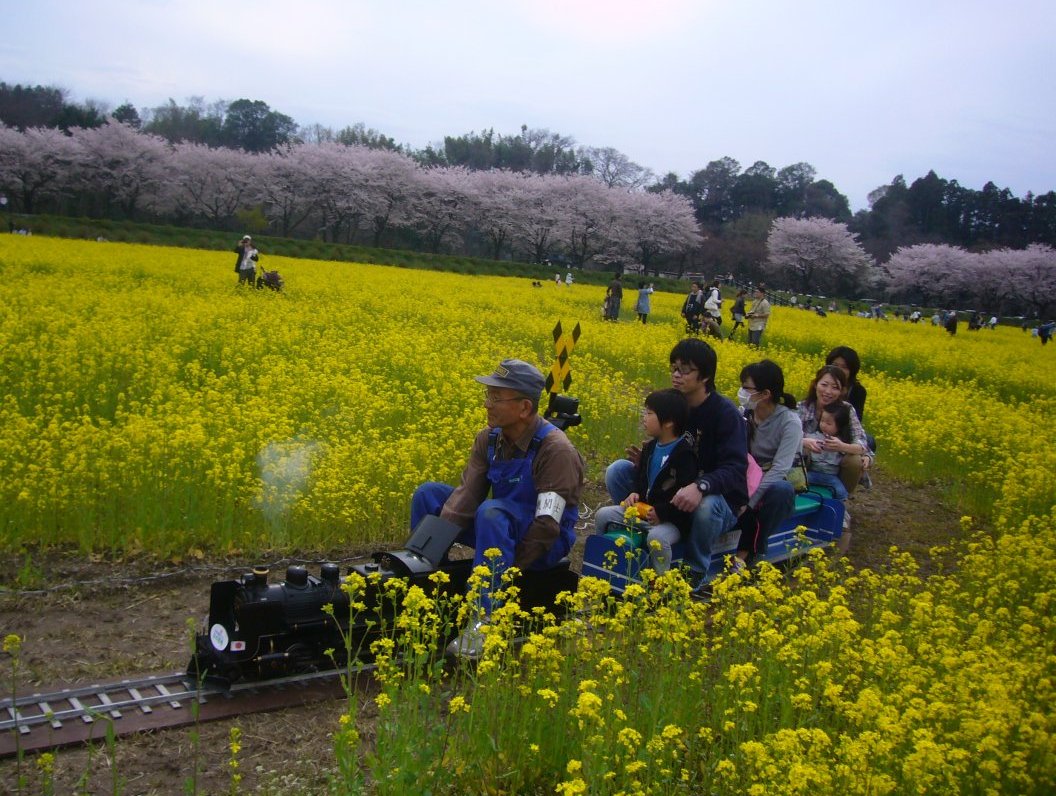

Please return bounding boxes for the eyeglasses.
[670,364,698,376]
[483,391,526,406]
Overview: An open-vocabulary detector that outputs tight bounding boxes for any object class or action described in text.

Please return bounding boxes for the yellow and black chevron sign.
[546,320,581,394]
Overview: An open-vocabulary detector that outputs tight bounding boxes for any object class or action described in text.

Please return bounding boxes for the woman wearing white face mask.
[733,360,802,570]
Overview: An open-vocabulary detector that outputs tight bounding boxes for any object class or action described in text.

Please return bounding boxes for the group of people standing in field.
[681,281,771,344]
[600,275,773,344]
[597,340,872,593]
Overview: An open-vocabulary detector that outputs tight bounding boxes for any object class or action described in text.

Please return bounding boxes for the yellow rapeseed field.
[2,236,1051,552]
[2,236,1055,793]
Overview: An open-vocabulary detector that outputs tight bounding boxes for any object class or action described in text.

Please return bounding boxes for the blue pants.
[410,482,571,611]
[806,470,848,500]
[605,458,736,582]
[740,480,796,561]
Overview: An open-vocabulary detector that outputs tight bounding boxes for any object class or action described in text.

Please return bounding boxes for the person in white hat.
[234,235,259,286]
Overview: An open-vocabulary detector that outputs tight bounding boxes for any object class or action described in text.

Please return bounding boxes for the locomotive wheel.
[284,642,319,674]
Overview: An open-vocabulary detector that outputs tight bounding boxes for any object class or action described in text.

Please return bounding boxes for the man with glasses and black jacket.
[604,339,748,594]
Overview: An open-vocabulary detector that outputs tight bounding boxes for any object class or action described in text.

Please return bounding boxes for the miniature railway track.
[0,665,374,758]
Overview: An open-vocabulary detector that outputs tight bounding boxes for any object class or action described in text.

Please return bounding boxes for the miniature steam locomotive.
[189,394,844,684]
[189,514,579,684]
[189,394,583,684]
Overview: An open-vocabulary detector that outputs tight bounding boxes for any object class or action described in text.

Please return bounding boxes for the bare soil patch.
[0,466,966,794]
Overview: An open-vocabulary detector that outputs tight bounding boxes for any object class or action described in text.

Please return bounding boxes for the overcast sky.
[2,0,1053,210]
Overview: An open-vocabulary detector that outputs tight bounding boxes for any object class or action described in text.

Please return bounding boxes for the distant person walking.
[635,281,654,324]
[702,287,723,340]
[681,282,704,333]
[234,235,259,286]
[604,273,623,321]
[730,289,747,336]
[705,280,722,312]
[565,271,573,287]
[746,285,771,345]
[944,311,958,336]
[1039,321,1054,345]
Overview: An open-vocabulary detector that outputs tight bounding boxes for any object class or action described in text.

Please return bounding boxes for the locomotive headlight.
[209,623,230,651]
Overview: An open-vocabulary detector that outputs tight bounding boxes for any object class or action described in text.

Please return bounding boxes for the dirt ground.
[0,466,967,794]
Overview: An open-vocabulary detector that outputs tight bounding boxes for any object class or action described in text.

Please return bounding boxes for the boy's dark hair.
[820,401,854,443]
[669,338,717,391]
[645,388,689,436]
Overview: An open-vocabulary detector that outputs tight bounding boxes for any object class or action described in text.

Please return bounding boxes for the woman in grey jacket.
[733,359,803,568]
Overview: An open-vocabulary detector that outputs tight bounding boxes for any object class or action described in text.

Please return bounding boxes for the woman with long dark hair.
[824,346,866,421]
[799,365,871,494]
[799,363,873,554]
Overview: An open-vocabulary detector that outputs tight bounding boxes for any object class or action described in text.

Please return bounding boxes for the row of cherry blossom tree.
[764,217,1056,317]
[883,243,1055,318]
[1,118,1052,312]
[0,121,700,268]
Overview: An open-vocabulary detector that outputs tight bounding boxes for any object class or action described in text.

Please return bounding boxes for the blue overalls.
[410,421,578,611]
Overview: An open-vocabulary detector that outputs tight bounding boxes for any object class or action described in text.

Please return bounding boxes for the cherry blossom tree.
[627,189,702,272]
[884,243,1055,316]
[469,169,523,260]
[970,247,1023,314]
[882,244,979,307]
[999,244,1056,318]
[69,121,170,218]
[355,147,424,247]
[0,125,80,213]
[164,142,257,224]
[294,142,380,243]
[1,123,705,266]
[505,172,566,263]
[256,145,321,237]
[412,166,478,253]
[765,216,873,295]
[555,175,635,267]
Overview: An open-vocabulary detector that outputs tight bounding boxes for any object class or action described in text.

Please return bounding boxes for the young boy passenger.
[592,389,697,572]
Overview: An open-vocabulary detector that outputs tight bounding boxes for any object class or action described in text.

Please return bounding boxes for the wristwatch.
[696,478,710,495]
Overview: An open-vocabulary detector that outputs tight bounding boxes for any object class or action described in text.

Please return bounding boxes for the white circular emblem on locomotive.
[209,623,230,651]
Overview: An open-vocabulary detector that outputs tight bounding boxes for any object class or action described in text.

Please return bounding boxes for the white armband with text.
[536,491,566,522]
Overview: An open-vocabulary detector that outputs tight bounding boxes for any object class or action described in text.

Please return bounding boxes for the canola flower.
[3,236,1056,793]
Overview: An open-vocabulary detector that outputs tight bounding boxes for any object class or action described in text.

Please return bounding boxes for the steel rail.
[0,663,377,758]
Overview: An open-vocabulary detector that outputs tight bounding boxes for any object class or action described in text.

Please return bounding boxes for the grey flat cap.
[474,358,545,398]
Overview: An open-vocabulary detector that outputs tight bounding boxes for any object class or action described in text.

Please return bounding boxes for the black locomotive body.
[191,394,583,684]
[191,515,579,684]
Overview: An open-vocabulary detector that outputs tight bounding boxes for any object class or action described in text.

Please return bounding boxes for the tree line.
[0,81,1053,313]
[762,218,1055,319]
[0,121,701,269]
